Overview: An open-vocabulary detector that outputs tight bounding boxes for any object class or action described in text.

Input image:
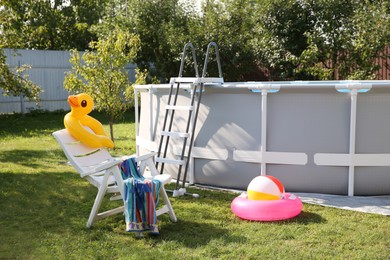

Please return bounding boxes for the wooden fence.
[375,46,390,80]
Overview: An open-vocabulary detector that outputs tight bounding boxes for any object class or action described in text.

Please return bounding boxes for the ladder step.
[198,77,224,84]
[156,157,185,165]
[161,131,190,139]
[170,77,224,84]
[165,105,194,111]
[170,77,199,84]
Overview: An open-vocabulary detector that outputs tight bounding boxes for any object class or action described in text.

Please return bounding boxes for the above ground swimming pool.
[134,80,390,196]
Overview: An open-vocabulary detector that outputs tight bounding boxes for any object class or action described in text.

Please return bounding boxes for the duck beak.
[67,95,79,108]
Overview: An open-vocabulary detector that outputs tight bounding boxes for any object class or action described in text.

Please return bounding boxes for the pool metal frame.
[135,80,390,196]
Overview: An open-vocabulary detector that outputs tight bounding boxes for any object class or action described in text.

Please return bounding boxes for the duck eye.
[81,100,87,107]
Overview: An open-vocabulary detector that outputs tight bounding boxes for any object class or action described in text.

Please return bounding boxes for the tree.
[64,28,141,143]
[188,0,260,81]
[0,48,41,103]
[294,0,389,80]
[0,0,105,104]
[0,0,105,50]
[116,0,260,81]
[249,0,390,80]
[116,0,194,82]
[250,0,312,80]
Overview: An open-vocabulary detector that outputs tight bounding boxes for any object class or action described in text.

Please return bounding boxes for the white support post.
[134,88,139,156]
[231,84,309,175]
[260,88,268,176]
[135,86,157,156]
[348,89,358,196]
[149,87,155,142]
[314,82,372,196]
[189,87,196,184]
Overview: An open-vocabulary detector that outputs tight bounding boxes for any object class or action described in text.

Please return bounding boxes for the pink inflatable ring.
[231,193,302,221]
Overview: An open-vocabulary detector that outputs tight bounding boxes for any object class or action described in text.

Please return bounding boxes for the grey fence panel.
[1,49,136,114]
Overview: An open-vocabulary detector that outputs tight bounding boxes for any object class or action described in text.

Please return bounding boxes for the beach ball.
[247,175,285,200]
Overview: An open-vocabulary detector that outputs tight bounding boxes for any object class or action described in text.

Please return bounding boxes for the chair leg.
[160,186,177,222]
[86,173,109,228]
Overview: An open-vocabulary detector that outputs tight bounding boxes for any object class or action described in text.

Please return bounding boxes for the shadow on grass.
[0,111,66,136]
[0,168,120,257]
[0,149,67,168]
[0,170,95,226]
[294,210,326,224]
[159,219,242,247]
[0,110,135,138]
[185,187,327,225]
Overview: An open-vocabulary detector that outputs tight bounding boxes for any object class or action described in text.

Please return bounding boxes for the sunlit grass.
[0,110,389,259]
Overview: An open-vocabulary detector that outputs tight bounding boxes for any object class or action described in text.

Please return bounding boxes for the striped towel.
[120,158,161,234]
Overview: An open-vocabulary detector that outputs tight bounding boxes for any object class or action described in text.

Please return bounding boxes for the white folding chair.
[53,129,177,228]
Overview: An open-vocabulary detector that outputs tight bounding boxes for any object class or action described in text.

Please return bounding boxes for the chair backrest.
[53,129,113,177]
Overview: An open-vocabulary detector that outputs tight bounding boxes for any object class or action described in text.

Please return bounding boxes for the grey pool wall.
[135,81,390,196]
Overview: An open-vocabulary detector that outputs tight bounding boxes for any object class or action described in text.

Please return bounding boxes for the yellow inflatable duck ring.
[64,93,114,148]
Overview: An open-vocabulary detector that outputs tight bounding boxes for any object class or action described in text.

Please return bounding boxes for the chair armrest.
[80,152,157,177]
[94,158,122,172]
[111,152,156,164]
[134,152,157,162]
[81,158,123,177]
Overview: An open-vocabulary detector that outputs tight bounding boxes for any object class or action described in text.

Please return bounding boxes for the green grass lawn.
[0,110,389,259]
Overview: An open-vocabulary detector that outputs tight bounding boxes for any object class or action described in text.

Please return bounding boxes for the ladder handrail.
[180,42,224,191]
[156,42,199,175]
[178,42,199,78]
[156,42,224,196]
[202,42,223,78]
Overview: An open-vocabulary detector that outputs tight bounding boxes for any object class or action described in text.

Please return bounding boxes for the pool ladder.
[155,42,224,197]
